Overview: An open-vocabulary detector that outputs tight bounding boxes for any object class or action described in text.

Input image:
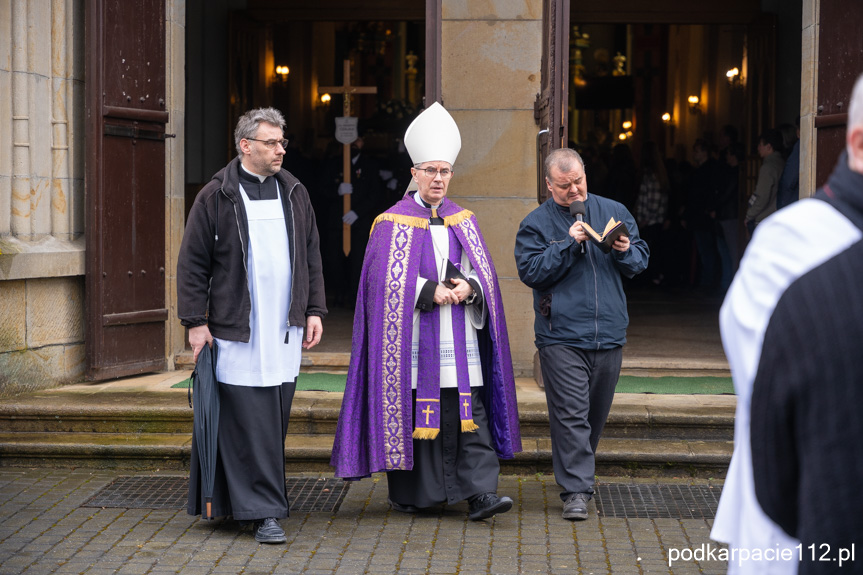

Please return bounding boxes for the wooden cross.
[422,404,435,426]
[318,60,377,256]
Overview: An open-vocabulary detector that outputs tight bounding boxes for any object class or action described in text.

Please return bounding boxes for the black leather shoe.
[562,493,590,520]
[388,498,420,513]
[253,517,286,544]
[468,493,513,521]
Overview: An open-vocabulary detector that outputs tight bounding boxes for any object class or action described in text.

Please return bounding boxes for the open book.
[581,217,630,253]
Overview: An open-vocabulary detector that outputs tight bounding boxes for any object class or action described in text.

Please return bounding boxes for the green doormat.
[615,375,733,394]
[171,372,347,392]
[173,374,734,394]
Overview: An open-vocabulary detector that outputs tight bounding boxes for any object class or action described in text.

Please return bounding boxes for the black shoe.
[468,493,513,521]
[253,517,286,544]
[562,493,590,521]
[388,498,420,514]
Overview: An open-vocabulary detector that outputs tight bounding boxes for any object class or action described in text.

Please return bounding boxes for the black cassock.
[386,387,500,509]
[187,168,296,521]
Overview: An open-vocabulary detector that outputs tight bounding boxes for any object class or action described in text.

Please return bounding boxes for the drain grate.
[286,477,349,513]
[83,476,350,513]
[595,483,720,519]
[83,476,189,509]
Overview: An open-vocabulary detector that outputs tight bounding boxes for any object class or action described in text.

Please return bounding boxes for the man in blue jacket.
[515,148,648,520]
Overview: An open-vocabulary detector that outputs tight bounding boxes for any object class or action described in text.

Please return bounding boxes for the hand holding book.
[580,217,630,253]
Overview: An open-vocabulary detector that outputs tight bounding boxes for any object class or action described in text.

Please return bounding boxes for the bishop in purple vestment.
[330,103,521,521]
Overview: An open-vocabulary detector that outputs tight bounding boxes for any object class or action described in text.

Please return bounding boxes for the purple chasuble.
[330,194,522,480]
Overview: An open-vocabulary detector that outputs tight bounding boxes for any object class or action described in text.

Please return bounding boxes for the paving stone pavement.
[0,468,728,574]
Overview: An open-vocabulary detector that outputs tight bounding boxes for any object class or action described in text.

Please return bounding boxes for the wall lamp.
[661,112,672,124]
[320,93,331,104]
[687,95,701,114]
[726,67,743,88]
[276,65,290,82]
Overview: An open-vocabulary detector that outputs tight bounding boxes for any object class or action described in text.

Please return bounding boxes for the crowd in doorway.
[574,119,801,296]
[283,118,803,304]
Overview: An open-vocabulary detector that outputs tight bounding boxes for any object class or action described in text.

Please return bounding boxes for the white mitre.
[403,101,461,166]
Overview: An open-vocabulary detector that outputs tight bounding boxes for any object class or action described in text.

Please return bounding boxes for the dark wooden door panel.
[103,0,166,110]
[101,132,166,311]
[815,0,863,186]
[86,0,168,380]
[535,0,570,204]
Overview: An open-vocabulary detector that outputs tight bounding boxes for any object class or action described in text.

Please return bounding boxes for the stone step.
[0,432,731,476]
[0,394,734,441]
[180,350,731,377]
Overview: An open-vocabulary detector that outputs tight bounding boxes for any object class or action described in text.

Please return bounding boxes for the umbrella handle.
[188,366,197,409]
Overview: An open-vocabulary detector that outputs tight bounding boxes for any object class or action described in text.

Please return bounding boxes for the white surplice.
[215,184,302,387]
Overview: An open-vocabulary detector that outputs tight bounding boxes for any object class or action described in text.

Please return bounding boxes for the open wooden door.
[814,0,863,186]
[534,0,570,204]
[85,0,169,380]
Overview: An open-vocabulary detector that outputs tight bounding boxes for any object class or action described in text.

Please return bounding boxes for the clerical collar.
[414,192,441,210]
[238,163,278,201]
[239,163,268,183]
[414,192,444,224]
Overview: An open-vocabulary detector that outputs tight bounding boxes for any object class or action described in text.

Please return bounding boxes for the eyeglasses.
[246,138,289,150]
[416,166,453,178]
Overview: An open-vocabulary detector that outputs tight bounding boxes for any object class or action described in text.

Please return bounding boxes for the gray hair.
[849,73,863,138]
[234,107,286,156]
[545,148,586,180]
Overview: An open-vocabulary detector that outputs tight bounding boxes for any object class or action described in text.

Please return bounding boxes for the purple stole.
[413,209,479,439]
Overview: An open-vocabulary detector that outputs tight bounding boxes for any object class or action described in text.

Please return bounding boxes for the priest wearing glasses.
[331,102,521,521]
[178,107,326,543]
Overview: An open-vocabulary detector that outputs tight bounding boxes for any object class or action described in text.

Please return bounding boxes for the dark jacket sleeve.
[514,213,583,291]
[611,205,650,278]
[298,184,327,318]
[177,188,216,328]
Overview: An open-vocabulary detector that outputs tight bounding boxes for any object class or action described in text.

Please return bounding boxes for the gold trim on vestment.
[370,209,476,235]
[371,213,428,234]
[381,223,413,470]
[442,209,474,228]
[412,427,441,440]
[461,419,480,432]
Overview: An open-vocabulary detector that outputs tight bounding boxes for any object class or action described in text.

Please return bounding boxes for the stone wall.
[440,0,542,376]
[0,1,186,395]
[0,1,86,396]
[165,0,187,369]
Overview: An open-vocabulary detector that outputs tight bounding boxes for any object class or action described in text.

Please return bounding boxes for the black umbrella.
[190,342,219,520]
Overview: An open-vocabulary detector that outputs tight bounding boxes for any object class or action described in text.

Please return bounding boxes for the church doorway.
[184,1,429,363]
[536,0,803,374]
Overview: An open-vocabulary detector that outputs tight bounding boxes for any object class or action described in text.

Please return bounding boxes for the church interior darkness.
[183,1,802,361]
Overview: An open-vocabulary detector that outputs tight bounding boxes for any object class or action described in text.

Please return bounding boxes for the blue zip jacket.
[514,194,649,350]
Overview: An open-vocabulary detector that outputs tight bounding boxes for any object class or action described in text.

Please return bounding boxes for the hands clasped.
[433,277,473,306]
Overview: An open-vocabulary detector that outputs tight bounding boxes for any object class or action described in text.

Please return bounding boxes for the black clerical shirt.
[238,166,278,201]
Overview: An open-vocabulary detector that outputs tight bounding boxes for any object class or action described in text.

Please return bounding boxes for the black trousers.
[187,379,296,521]
[538,345,622,500]
[386,387,500,508]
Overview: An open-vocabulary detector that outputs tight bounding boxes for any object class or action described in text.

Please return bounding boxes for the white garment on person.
[409,195,486,389]
[711,199,862,574]
[215,184,302,387]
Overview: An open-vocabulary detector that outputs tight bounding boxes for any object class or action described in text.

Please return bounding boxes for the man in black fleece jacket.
[177,108,326,544]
